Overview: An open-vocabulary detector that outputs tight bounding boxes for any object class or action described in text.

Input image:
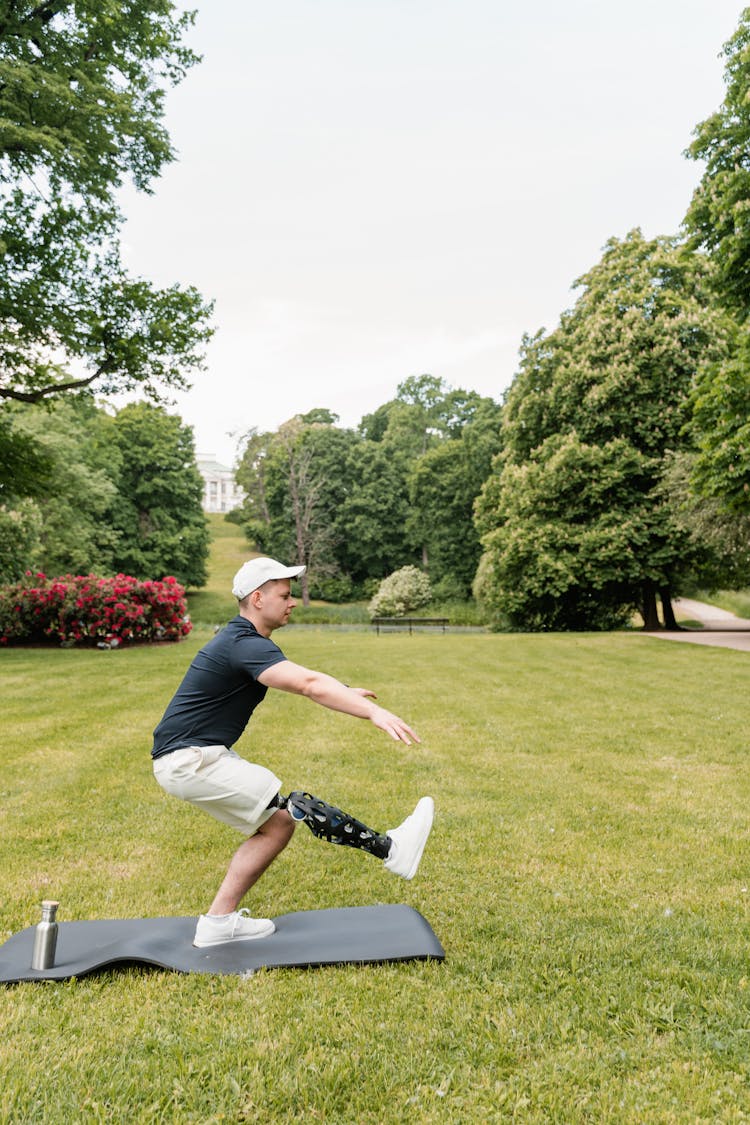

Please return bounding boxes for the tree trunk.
[641,584,660,630]
[660,588,681,631]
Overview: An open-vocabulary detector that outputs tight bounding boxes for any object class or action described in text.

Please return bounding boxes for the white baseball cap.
[232,557,306,599]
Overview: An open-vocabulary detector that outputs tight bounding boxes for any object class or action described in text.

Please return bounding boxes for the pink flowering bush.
[0,572,192,647]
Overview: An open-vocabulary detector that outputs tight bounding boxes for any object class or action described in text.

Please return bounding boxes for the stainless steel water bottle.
[31,900,59,970]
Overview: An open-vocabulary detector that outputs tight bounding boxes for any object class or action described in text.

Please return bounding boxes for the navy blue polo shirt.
[151,617,287,759]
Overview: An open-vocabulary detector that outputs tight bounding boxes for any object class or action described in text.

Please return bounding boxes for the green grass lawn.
[3,622,750,1121]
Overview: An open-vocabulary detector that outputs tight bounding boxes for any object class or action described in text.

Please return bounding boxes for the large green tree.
[0,1,213,408]
[10,398,121,576]
[686,9,750,318]
[476,433,678,630]
[236,416,362,603]
[684,10,750,512]
[335,438,418,585]
[408,397,504,596]
[106,402,209,587]
[476,230,726,630]
[361,374,499,579]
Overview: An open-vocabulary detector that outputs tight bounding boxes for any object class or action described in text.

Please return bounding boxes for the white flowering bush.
[368,566,432,619]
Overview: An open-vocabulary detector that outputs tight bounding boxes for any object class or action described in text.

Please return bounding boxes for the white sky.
[118,0,745,467]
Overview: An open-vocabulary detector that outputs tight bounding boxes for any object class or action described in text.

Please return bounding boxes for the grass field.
[4,530,750,1121]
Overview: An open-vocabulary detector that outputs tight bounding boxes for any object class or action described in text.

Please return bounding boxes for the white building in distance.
[196,454,244,513]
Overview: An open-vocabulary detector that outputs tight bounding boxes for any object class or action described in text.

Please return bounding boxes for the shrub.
[430,573,469,603]
[368,566,432,619]
[0,572,192,647]
[307,572,354,603]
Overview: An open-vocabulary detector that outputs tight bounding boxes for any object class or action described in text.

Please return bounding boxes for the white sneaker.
[193,909,275,947]
[383,796,434,880]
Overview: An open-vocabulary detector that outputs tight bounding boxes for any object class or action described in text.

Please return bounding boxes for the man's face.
[255,578,297,631]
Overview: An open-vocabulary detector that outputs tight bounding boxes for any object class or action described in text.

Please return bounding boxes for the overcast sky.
[119,0,744,466]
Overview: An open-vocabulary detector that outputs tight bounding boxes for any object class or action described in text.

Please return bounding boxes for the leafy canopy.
[683,8,750,512]
[0,1,213,406]
[686,9,750,318]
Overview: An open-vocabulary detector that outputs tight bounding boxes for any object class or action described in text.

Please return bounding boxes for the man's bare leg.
[207,809,295,915]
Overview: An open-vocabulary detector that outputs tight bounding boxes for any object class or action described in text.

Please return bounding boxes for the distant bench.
[372,617,448,635]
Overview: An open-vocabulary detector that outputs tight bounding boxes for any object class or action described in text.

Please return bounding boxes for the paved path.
[644,597,750,652]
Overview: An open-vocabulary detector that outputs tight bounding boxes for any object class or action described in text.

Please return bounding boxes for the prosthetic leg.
[270,791,391,859]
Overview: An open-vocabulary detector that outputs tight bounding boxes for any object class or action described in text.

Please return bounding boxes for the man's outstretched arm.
[257,660,420,745]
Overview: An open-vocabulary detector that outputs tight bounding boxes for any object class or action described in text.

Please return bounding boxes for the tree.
[475,433,692,630]
[236,413,418,597]
[686,10,750,318]
[299,407,339,426]
[106,402,209,587]
[360,376,501,574]
[237,415,361,604]
[0,496,40,583]
[476,230,726,630]
[0,410,52,501]
[683,10,750,514]
[659,451,750,592]
[335,438,418,584]
[407,397,503,596]
[0,407,51,581]
[267,418,327,606]
[0,1,213,408]
[690,332,750,512]
[233,426,275,546]
[360,374,486,453]
[10,398,121,575]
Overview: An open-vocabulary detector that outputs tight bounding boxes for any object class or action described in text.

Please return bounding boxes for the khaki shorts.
[153,745,282,835]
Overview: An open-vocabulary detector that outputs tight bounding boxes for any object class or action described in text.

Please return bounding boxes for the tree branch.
[0,369,100,403]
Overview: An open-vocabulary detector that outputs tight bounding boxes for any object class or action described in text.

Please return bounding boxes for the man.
[151,556,434,948]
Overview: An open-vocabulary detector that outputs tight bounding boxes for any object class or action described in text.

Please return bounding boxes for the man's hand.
[368,705,420,745]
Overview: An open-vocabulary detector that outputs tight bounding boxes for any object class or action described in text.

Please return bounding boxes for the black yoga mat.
[0,904,445,983]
